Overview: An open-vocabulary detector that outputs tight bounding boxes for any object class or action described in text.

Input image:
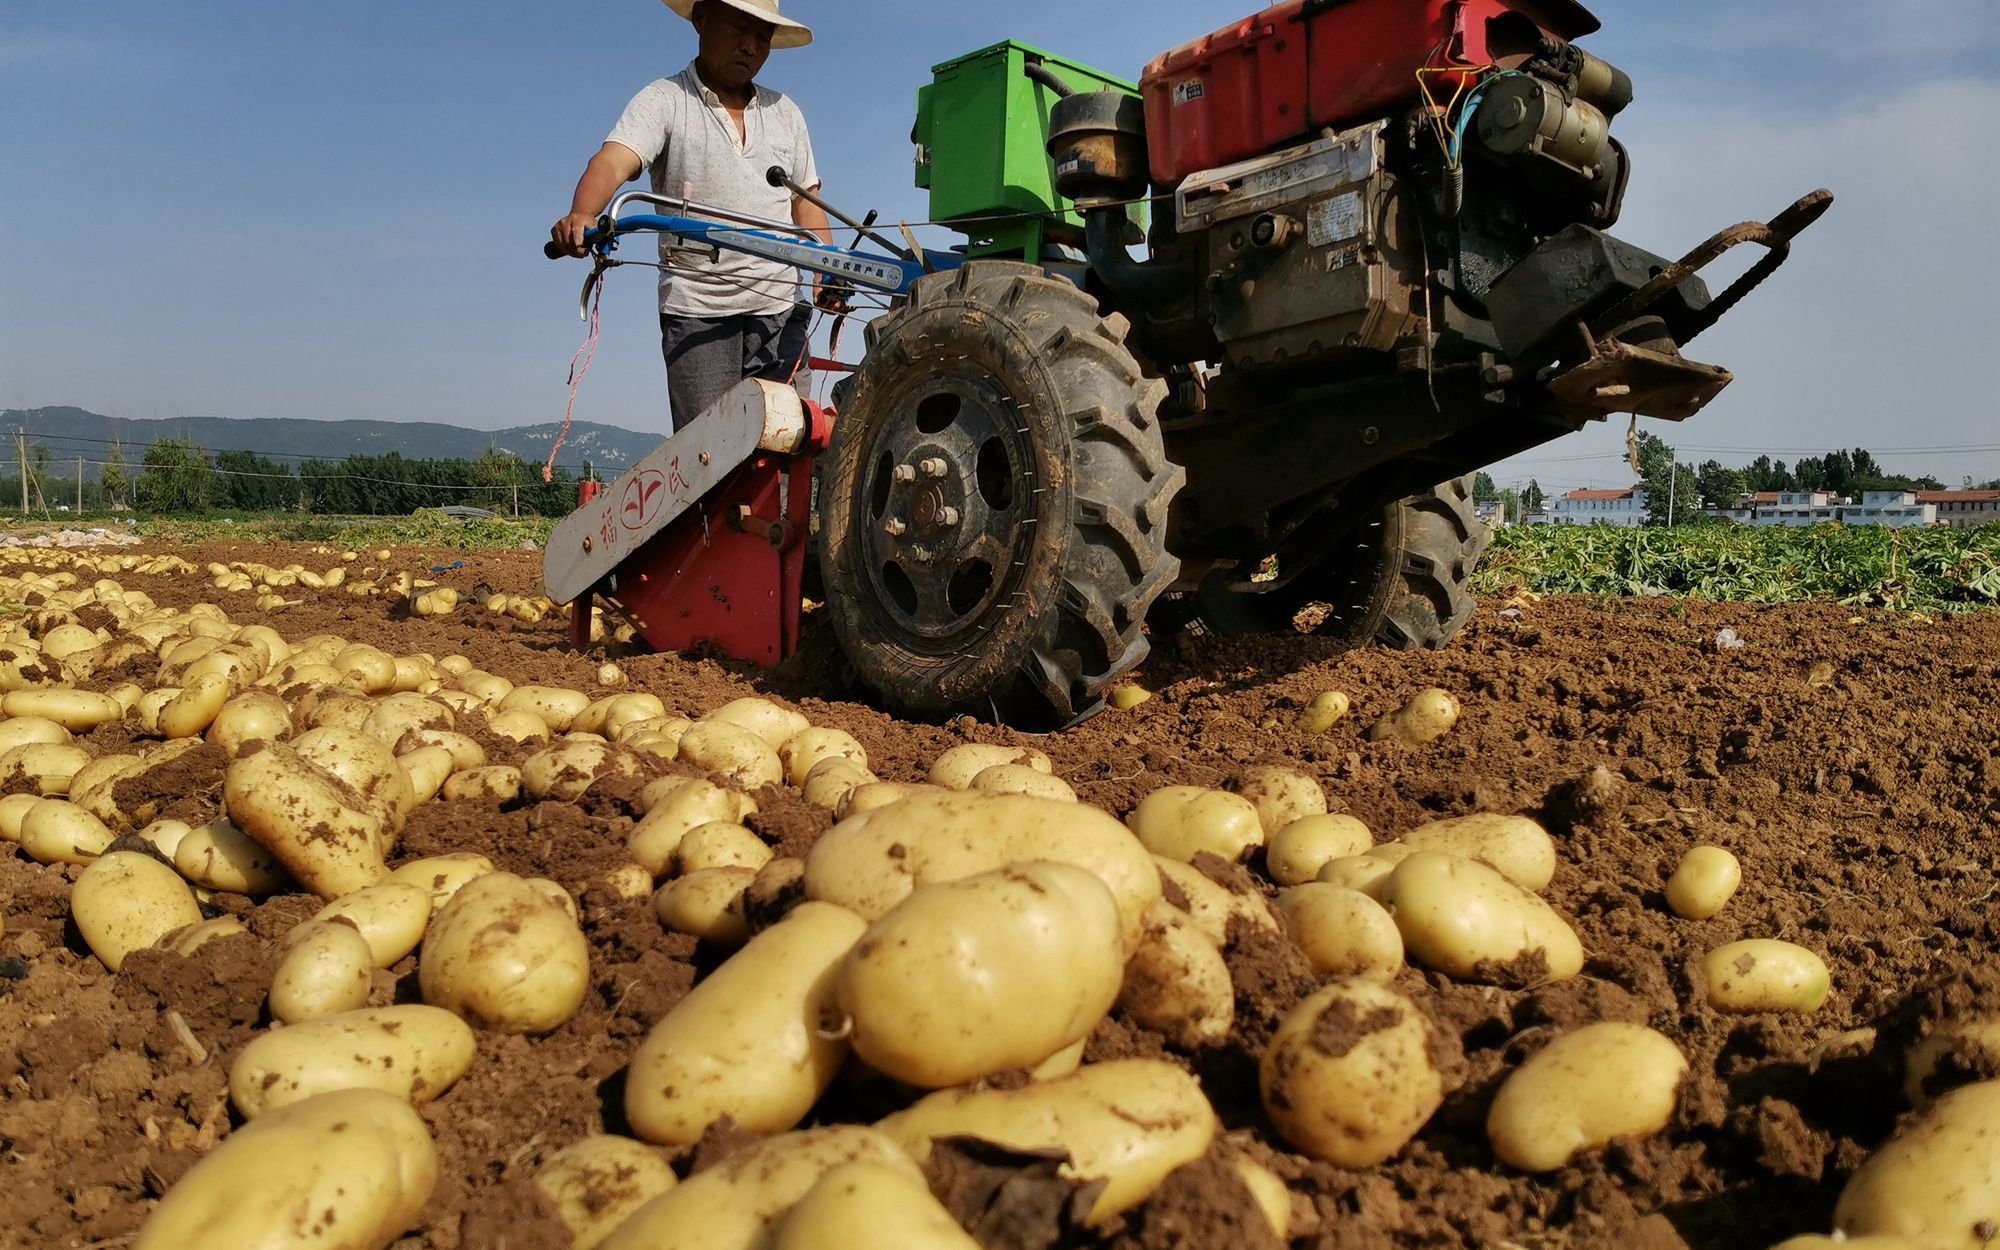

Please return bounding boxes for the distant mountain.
[0,407,664,477]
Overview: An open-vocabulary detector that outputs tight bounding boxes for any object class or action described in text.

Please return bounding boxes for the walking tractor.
[544,0,1831,729]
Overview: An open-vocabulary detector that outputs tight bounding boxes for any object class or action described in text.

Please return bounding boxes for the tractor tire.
[1190,475,1491,650]
[818,261,1182,728]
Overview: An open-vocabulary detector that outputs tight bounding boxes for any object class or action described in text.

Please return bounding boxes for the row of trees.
[10,438,594,517]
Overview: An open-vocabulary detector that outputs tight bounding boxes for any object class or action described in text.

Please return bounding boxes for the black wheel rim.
[852,367,1039,649]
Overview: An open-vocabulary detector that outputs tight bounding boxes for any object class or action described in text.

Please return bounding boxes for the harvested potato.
[363,692,454,746]
[1298,690,1351,734]
[841,863,1124,1087]
[158,672,233,739]
[1380,851,1584,984]
[653,866,756,945]
[71,850,204,970]
[174,816,297,895]
[1703,940,1830,1014]
[1486,1023,1687,1171]
[17,798,115,865]
[399,744,458,805]
[421,873,589,1034]
[638,772,699,812]
[385,852,495,910]
[678,721,783,790]
[805,791,1162,951]
[225,743,387,899]
[442,764,522,804]
[968,762,1077,802]
[674,822,775,876]
[229,1004,477,1118]
[1366,688,1460,745]
[290,725,416,830]
[1237,765,1327,837]
[601,862,656,903]
[626,901,865,1145]
[926,742,1052,790]
[269,921,376,1024]
[837,779,941,818]
[1667,845,1743,920]
[1119,900,1235,1048]
[630,780,760,877]
[1833,1081,2000,1248]
[397,729,486,772]
[800,757,875,813]
[878,1059,1217,1226]
[287,881,434,968]
[1904,1018,2000,1106]
[484,708,552,746]
[133,1088,438,1250]
[1400,813,1558,892]
[536,1136,677,1250]
[773,1161,982,1250]
[1109,684,1152,711]
[598,1127,917,1250]
[705,697,811,751]
[158,915,247,958]
[0,716,72,755]
[132,817,193,859]
[0,741,91,795]
[522,738,641,802]
[1276,883,1404,981]
[205,690,293,757]
[1267,813,1373,886]
[1261,980,1443,1167]
[1128,786,1266,864]
[0,688,122,732]
[1154,855,1279,945]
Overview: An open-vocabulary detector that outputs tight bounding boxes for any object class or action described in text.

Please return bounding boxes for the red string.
[545,274,605,484]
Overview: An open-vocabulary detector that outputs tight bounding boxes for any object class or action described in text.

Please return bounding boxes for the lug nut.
[920,457,949,478]
[937,507,961,527]
[883,518,908,537]
[892,464,916,483]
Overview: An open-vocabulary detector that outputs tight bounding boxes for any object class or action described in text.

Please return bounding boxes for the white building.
[1919,490,2000,529]
[1527,487,1650,528]
[1703,489,1939,528]
[1843,490,1935,528]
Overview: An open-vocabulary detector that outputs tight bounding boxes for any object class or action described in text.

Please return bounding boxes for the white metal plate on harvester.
[542,379,805,605]
[1175,120,1384,234]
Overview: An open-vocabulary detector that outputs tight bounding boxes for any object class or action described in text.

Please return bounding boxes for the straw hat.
[663,0,812,50]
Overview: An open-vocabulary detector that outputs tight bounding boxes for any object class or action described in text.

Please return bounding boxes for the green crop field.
[1474,523,2000,612]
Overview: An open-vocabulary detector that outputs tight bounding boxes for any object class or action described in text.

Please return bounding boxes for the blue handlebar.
[545,213,957,297]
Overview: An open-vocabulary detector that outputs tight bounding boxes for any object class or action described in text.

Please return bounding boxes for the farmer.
[550,0,835,431]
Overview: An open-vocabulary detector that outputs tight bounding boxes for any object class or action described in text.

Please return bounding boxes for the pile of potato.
[0,562,1992,1250]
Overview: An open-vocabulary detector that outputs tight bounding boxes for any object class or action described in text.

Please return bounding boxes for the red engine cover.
[1140,0,1600,184]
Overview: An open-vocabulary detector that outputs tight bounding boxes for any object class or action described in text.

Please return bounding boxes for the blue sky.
[3,0,1996,491]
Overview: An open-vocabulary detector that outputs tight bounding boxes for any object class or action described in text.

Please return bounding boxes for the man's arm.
[793,192,849,310]
[551,142,646,257]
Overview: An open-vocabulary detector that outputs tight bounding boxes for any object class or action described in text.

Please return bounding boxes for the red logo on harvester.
[620,470,667,531]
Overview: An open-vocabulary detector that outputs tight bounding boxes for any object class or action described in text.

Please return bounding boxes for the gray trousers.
[660,303,813,432]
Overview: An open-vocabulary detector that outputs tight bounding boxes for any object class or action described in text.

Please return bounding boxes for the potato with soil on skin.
[630,779,760,877]
[0,688,122,732]
[17,798,116,866]
[268,921,377,1024]
[878,1058,1218,1226]
[839,862,1125,1088]
[1128,785,1266,864]
[704,696,811,751]
[442,764,522,804]
[1119,899,1236,1049]
[672,821,774,876]
[1905,1018,2000,1106]
[1667,845,1743,920]
[536,1136,678,1250]
[0,740,91,796]
[204,689,293,757]
[483,708,551,746]
[1154,854,1280,944]
[290,724,417,831]
[284,881,434,968]
[772,1161,983,1250]
[625,900,866,1146]
[70,850,205,970]
[134,1087,438,1250]
[399,743,458,805]
[837,779,944,818]
[522,737,642,803]
[1395,812,1559,893]
[396,728,487,772]
[600,1126,918,1250]
[806,791,1162,951]
[1276,883,1405,981]
[158,915,248,957]
[1366,687,1460,745]
[174,815,296,895]
[1267,813,1374,886]
[1297,690,1352,735]
[1260,980,1445,1168]
[225,743,387,900]
[1703,939,1831,1014]
[228,1004,477,1118]
[362,692,454,746]
[677,720,784,790]
[800,757,876,813]
[780,726,869,789]
[420,872,590,1034]
[1236,764,1327,837]
[968,762,1077,802]
[926,742,1052,790]
[653,866,756,945]
[1485,1022,1687,1172]
[385,852,494,909]
[1380,850,1584,985]
[1832,1080,2000,1249]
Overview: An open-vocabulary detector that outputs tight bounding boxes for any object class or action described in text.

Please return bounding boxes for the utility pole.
[15,430,24,516]
[76,457,83,514]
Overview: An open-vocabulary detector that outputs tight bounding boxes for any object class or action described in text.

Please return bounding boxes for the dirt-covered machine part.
[818,2,1829,725]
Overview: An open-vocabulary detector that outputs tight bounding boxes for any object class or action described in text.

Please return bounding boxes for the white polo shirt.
[606,63,821,319]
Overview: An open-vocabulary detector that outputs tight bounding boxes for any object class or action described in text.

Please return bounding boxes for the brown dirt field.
[3,539,1997,1249]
